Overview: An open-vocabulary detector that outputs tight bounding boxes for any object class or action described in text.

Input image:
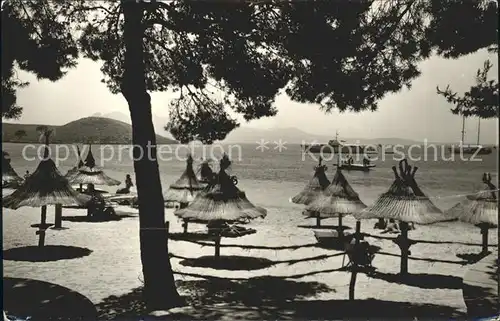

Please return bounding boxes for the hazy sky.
[7,48,498,144]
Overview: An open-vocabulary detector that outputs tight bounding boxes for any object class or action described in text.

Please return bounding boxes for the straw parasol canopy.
[305,167,367,230]
[291,157,330,205]
[445,173,498,253]
[353,159,447,275]
[174,154,267,223]
[164,154,205,204]
[2,151,23,186]
[65,145,85,178]
[354,159,446,225]
[306,167,367,216]
[197,158,215,185]
[3,132,90,247]
[68,145,120,186]
[445,173,498,226]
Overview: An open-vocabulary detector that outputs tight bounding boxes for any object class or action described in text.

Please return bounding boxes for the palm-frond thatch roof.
[445,173,498,226]
[65,145,85,178]
[291,157,330,205]
[67,145,120,186]
[164,155,205,203]
[305,167,366,217]
[2,151,23,184]
[198,159,215,184]
[354,159,446,225]
[174,154,266,223]
[2,146,90,209]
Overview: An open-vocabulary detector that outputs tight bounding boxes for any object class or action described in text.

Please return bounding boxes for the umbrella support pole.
[349,221,362,300]
[480,224,489,254]
[399,222,409,275]
[338,215,343,237]
[37,205,47,247]
[165,221,170,247]
[54,204,62,228]
[180,203,189,233]
[214,235,221,258]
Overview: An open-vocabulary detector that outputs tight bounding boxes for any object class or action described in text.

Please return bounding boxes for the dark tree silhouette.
[14,129,26,140]
[437,59,499,119]
[1,0,497,310]
[35,125,49,135]
[1,0,78,119]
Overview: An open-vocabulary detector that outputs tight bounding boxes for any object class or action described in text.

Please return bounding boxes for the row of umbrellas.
[3,139,265,255]
[291,157,498,274]
[2,138,122,247]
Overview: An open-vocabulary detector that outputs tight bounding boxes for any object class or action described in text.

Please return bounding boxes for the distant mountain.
[92,111,172,138]
[222,127,332,144]
[2,117,177,144]
[222,126,424,145]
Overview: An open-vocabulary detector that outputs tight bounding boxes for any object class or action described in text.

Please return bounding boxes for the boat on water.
[450,115,492,155]
[334,163,376,172]
[450,145,493,155]
[301,132,378,154]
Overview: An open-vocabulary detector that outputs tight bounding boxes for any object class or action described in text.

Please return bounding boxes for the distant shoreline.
[1,141,180,145]
[3,141,498,147]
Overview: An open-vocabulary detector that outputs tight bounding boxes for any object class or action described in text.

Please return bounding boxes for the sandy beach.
[3,185,497,319]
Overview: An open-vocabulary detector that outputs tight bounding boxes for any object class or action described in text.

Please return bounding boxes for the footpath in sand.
[3,202,498,320]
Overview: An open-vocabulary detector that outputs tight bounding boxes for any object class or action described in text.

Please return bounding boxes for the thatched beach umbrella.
[291,157,330,205]
[354,159,448,275]
[2,151,23,188]
[175,154,266,257]
[164,155,205,232]
[2,137,90,247]
[68,145,120,187]
[445,173,498,253]
[65,145,85,176]
[197,158,215,185]
[65,145,85,191]
[305,167,367,232]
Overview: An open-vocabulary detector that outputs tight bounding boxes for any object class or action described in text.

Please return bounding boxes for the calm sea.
[3,142,498,211]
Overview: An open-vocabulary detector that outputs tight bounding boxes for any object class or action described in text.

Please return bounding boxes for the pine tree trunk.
[121,0,182,310]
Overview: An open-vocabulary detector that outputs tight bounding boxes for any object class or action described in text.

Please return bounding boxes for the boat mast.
[460,114,466,146]
[477,117,481,146]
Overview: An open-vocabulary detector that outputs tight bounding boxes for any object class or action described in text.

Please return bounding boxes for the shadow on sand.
[96,276,332,320]
[169,237,320,251]
[364,232,498,248]
[3,277,97,321]
[3,245,92,262]
[365,271,463,290]
[456,251,491,265]
[297,224,352,231]
[463,252,498,319]
[172,252,344,271]
[377,250,468,265]
[49,226,71,231]
[177,255,275,270]
[62,213,135,223]
[96,277,463,320]
[463,283,499,319]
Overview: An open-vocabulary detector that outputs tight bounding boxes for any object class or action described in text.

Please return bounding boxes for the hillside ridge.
[2,116,178,145]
